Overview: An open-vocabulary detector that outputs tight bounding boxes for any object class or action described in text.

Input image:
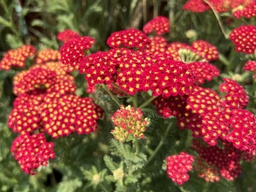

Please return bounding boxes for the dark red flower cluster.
[192,140,243,181]
[166,152,194,185]
[0,45,36,70]
[106,28,150,50]
[188,62,220,84]
[225,109,256,151]
[57,29,80,43]
[229,25,256,54]
[35,49,60,64]
[60,36,95,67]
[41,95,101,138]
[143,16,170,35]
[233,2,256,18]
[11,133,55,175]
[220,78,249,110]
[111,105,150,142]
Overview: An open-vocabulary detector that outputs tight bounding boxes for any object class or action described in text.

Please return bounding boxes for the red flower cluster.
[233,2,256,18]
[60,36,95,67]
[35,49,60,64]
[192,140,243,181]
[145,36,168,56]
[111,105,150,142]
[8,92,43,134]
[229,25,256,54]
[41,95,101,138]
[183,0,253,13]
[244,60,256,72]
[183,0,210,13]
[13,62,76,96]
[167,42,192,61]
[166,152,194,185]
[225,109,256,151]
[106,28,150,50]
[0,45,36,70]
[143,16,170,35]
[220,78,249,109]
[57,29,80,43]
[142,60,195,98]
[11,133,55,175]
[188,62,220,84]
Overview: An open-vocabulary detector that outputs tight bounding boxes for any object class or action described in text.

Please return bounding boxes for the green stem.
[138,96,157,109]
[203,0,228,39]
[132,93,138,108]
[134,138,140,155]
[219,54,230,66]
[102,84,121,107]
[145,121,173,166]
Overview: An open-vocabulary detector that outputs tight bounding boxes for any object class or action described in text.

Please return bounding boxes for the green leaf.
[104,155,119,172]
[0,16,11,27]
[57,178,82,192]
[5,34,23,49]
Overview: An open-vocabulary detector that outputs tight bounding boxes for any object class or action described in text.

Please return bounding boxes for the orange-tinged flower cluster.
[229,25,256,54]
[13,62,76,96]
[41,95,101,138]
[0,45,36,70]
[233,2,256,18]
[106,28,150,50]
[60,36,95,67]
[57,29,80,43]
[143,16,170,35]
[11,133,55,175]
[35,49,61,64]
[111,105,150,142]
[167,40,219,62]
[166,152,194,185]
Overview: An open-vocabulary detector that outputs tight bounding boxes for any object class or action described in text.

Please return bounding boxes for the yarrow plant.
[1,1,256,191]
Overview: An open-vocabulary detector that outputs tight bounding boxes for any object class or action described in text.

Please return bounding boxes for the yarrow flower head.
[41,95,101,138]
[143,16,170,35]
[192,140,242,181]
[229,25,256,54]
[191,40,219,61]
[244,60,256,72]
[111,105,150,142]
[219,78,249,110]
[0,45,36,70]
[35,49,60,64]
[183,0,210,13]
[13,62,77,96]
[233,2,256,19]
[106,28,150,50]
[57,29,80,43]
[60,36,95,68]
[188,62,220,84]
[166,152,194,185]
[11,133,55,175]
